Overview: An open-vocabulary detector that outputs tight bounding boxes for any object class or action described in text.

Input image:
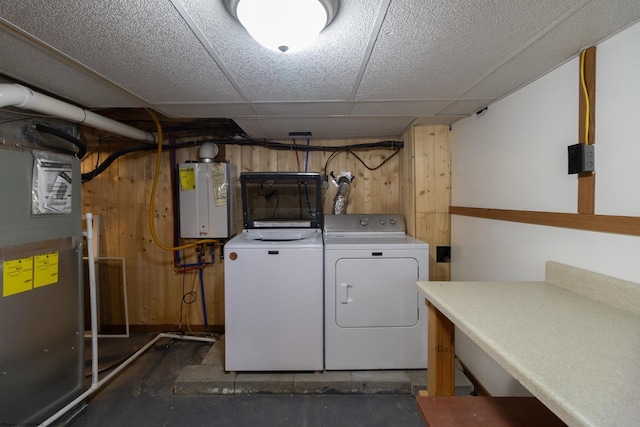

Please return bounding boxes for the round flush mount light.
[225,0,338,53]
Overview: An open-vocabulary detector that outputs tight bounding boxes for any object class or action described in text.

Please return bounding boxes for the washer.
[224,172,324,372]
[323,214,428,370]
[224,229,323,371]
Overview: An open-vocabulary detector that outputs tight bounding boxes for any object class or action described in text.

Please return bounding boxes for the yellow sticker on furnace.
[3,256,34,297]
[34,252,59,288]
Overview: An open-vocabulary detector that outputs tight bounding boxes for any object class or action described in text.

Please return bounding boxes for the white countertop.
[417,274,640,427]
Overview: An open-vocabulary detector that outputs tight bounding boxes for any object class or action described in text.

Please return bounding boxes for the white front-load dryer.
[323,214,429,370]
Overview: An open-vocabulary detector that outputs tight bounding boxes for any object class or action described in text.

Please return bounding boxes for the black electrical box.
[436,246,451,263]
[568,143,595,174]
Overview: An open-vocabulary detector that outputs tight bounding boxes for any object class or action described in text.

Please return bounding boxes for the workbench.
[417,261,640,427]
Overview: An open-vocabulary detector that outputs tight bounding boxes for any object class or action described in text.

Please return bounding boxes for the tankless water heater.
[178,161,237,239]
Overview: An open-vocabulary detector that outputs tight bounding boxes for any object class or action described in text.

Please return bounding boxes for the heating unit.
[0,117,84,424]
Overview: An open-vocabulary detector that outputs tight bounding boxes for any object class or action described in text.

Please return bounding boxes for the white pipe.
[0,83,156,143]
[41,217,216,426]
[39,332,216,426]
[84,213,99,387]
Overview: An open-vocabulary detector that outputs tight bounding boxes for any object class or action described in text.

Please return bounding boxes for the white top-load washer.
[323,214,429,370]
[224,172,324,372]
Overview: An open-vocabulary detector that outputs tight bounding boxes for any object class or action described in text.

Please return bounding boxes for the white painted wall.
[451,21,640,283]
[595,23,640,216]
[452,57,578,214]
[449,21,640,396]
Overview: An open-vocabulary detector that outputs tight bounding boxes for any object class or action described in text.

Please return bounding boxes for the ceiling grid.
[0,0,638,138]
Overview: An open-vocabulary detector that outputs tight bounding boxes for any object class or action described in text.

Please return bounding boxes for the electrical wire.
[87,137,106,173]
[83,135,109,158]
[81,143,159,181]
[305,139,310,172]
[349,148,401,171]
[33,123,87,158]
[304,138,312,218]
[292,140,303,215]
[147,109,218,251]
[81,139,204,182]
[81,137,402,182]
[293,139,301,171]
[198,264,208,328]
[179,272,200,334]
[580,49,590,145]
[246,139,402,152]
[323,146,402,176]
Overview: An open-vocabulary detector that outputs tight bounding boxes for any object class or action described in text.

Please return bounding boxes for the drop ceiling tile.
[1,0,639,140]
[412,116,468,126]
[350,100,450,116]
[437,99,493,116]
[251,102,351,116]
[0,28,146,108]
[0,0,243,103]
[234,117,416,140]
[154,103,257,118]
[356,0,584,100]
[178,0,383,101]
[462,0,640,100]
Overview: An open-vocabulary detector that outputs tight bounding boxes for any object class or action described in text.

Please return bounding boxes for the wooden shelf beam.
[450,206,640,237]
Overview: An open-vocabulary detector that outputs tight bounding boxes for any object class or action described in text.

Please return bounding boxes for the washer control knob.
[379,218,386,225]
[390,218,397,225]
[360,217,369,226]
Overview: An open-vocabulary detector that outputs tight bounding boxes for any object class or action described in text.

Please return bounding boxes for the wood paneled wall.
[403,126,452,281]
[81,126,450,328]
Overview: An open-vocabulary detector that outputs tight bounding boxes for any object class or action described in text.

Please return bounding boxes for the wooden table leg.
[427,300,455,396]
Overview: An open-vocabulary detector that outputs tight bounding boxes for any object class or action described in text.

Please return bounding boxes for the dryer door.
[335,257,419,328]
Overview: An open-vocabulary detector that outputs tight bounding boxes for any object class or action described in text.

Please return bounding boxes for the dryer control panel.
[324,214,406,234]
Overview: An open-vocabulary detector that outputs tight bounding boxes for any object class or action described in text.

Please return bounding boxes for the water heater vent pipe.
[0,83,156,143]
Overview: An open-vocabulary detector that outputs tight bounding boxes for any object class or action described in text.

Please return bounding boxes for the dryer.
[323,214,428,370]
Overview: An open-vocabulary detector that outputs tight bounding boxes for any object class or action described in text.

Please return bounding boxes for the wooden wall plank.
[414,126,434,214]
[578,46,596,215]
[81,128,454,327]
[401,128,416,236]
[410,125,452,281]
[450,206,640,237]
[82,136,410,327]
[434,126,451,214]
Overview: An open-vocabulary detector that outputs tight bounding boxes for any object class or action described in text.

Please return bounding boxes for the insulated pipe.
[0,83,156,143]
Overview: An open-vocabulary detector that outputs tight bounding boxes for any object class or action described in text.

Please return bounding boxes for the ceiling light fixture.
[225,0,338,53]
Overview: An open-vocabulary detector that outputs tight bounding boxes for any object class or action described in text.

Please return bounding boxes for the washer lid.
[241,172,323,229]
[226,229,323,249]
[243,228,320,241]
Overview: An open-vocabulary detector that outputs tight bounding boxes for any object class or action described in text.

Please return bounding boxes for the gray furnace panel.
[0,146,84,425]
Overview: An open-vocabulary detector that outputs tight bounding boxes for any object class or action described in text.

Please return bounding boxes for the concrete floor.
[69,333,473,426]
[175,335,473,397]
